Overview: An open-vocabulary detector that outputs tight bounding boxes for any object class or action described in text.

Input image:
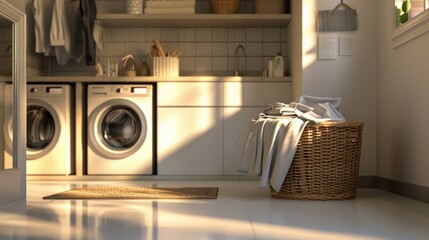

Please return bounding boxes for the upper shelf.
[97,14,292,28]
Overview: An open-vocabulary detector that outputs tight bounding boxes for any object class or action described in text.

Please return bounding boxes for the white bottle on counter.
[273,52,284,77]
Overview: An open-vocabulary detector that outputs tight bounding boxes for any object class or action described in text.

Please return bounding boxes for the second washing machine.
[87,84,154,175]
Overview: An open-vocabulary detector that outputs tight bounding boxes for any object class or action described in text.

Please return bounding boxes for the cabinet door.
[158,82,223,106]
[223,107,264,175]
[157,107,223,175]
[224,82,292,107]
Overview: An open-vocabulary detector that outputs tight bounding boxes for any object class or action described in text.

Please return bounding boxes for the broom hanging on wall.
[317,0,358,32]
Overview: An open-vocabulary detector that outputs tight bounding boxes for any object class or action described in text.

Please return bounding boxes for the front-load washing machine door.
[4,100,61,160]
[26,100,61,160]
[88,99,147,159]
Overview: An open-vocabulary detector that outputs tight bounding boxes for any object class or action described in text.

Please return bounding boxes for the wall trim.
[376,177,429,204]
[359,176,429,204]
[391,9,429,48]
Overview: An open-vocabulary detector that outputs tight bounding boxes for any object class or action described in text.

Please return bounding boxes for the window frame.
[391,2,429,48]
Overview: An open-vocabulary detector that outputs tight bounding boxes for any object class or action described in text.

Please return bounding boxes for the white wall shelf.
[97,14,292,28]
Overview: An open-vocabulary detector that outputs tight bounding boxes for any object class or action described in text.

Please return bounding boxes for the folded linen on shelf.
[239,95,346,192]
[144,7,195,14]
[146,0,196,8]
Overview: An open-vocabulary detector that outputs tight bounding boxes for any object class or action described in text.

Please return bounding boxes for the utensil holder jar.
[153,57,179,77]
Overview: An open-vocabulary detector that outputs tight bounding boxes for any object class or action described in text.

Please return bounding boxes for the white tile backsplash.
[129,42,151,57]
[246,57,263,71]
[228,28,246,42]
[161,28,179,42]
[129,28,146,42]
[246,28,263,42]
[212,28,228,42]
[195,57,212,71]
[211,43,228,57]
[179,57,196,72]
[196,28,212,42]
[263,42,281,57]
[178,43,196,56]
[228,42,246,57]
[195,43,212,57]
[108,42,130,57]
[48,23,287,76]
[178,28,196,42]
[145,28,161,41]
[105,28,129,42]
[212,57,228,71]
[263,28,281,42]
[246,42,263,57]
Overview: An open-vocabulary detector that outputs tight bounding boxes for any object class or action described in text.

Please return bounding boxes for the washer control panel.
[89,85,153,97]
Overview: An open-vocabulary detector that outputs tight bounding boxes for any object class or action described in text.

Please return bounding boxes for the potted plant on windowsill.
[397,0,411,26]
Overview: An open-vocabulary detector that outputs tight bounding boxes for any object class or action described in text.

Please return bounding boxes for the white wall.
[377,1,429,187]
[299,0,378,176]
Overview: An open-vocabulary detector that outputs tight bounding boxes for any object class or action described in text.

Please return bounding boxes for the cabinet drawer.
[224,82,292,107]
[158,82,223,106]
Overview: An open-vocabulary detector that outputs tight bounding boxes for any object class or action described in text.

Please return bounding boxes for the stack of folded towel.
[144,0,196,14]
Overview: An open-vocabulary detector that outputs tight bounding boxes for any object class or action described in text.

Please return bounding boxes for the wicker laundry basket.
[209,0,240,14]
[270,121,364,200]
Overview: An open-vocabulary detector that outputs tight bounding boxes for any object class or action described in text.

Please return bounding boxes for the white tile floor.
[0,181,428,240]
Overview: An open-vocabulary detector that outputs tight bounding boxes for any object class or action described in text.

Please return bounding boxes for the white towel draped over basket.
[238,95,346,192]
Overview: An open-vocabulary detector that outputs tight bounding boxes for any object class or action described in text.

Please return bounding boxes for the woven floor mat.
[43,186,219,200]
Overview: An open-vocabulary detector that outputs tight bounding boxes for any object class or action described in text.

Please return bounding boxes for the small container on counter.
[140,58,150,76]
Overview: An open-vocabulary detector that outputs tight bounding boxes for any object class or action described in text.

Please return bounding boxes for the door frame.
[0,0,26,208]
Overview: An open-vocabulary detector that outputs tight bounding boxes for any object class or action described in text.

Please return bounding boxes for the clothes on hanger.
[33,0,98,66]
[80,0,97,66]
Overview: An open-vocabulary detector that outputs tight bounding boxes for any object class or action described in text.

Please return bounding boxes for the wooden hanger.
[332,0,354,14]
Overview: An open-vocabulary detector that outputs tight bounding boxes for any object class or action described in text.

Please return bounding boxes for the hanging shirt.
[34,0,55,56]
[80,0,97,66]
[50,0,71,65]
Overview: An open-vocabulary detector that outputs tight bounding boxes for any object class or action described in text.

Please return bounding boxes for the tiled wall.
[0,27,12,76]
[48,0,289,76]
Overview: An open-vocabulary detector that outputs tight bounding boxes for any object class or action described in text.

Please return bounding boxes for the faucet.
[234,44,246,76]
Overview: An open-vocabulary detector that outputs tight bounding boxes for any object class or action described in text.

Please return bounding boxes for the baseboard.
[358,176,429,203]
[376,177,429,204]
[358,176,377,188]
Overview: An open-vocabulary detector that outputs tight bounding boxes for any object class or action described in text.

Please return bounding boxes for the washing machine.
[87,84,153,175]
[4,84,74,175]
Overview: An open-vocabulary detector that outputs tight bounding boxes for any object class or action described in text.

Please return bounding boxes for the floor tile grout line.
[238,181,258,240]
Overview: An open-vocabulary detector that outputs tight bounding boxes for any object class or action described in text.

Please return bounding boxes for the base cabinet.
[157,107,223,175]
[156,80,292,176]
[223,107,265,175]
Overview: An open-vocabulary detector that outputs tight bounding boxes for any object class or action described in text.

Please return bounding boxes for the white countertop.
[25,76,291,83]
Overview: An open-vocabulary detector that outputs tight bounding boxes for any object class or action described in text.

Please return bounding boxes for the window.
[391,0,429,48]
[395,0,429,25]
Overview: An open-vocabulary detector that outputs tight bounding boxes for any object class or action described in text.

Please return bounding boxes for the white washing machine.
[87,84,153,175]
[4,84,74,175]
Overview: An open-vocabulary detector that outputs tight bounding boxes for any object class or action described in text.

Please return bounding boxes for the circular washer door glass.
[101,105,142,150]
[27,106,55,150]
